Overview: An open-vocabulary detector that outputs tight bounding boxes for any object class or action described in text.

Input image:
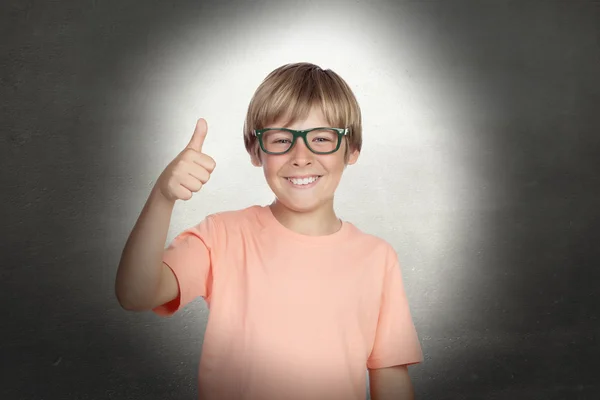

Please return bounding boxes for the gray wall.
[2,0,598,399]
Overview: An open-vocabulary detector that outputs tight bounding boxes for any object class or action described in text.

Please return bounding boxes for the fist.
[156,118,216,202]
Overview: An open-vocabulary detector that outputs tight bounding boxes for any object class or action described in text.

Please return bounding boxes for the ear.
[346,147,360,166]
[250,152,263,167]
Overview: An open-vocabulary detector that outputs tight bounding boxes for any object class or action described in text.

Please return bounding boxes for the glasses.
[252,127,349,155]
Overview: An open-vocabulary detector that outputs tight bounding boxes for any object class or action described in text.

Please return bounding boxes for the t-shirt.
[153,205,423,400]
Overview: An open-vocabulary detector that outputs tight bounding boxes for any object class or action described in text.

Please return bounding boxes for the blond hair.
[243,62,362,163]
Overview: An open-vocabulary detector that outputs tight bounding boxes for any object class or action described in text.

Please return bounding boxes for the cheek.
[262,158,284,179]
[325,156,346,175]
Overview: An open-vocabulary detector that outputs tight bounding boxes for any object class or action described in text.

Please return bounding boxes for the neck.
[269,199,342,236]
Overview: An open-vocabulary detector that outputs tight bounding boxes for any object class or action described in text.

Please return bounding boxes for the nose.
[290,137,313,167]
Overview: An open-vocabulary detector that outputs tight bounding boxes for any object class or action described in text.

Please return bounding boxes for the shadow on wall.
[1,1,219,398]
[402,0,600,398]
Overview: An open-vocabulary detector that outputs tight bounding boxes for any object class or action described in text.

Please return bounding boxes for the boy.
[115,62,423,400]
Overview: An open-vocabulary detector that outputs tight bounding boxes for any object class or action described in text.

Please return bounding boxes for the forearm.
[115,186,175,309]
[369,365,415,400]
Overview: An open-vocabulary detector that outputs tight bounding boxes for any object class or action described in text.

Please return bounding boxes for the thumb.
[186,118,208,152]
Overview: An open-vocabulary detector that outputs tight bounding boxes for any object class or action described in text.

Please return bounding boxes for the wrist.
[150,185,176,209]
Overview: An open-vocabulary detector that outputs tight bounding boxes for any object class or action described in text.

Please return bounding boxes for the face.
[251,106,360,214]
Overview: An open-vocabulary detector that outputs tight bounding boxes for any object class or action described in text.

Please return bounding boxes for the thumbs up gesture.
[155,118,217,203]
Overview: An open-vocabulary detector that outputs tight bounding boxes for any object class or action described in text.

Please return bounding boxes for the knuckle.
[171,161,183,174]
[180,151,193,163]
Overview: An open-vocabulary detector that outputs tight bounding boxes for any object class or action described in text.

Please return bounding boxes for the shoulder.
[203,204,266,234]
[345,221,396,252]
[210,205,263,226]
[168,206,263,252]
[343,222,399,266]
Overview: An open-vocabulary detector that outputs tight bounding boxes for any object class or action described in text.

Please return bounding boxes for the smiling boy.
[116,62,423,399]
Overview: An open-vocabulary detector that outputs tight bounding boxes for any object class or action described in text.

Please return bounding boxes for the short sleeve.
[152,214,217,317]
[367,252,423,369]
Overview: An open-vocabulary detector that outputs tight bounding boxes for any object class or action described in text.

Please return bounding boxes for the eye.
[264,130,292,144]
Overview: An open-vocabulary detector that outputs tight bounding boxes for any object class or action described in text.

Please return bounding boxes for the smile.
[286,175,322,186]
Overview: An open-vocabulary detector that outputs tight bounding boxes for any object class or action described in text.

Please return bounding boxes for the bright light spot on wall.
[119,0,488,329]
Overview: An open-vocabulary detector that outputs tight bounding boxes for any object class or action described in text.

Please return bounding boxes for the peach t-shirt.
[153,205,422,400]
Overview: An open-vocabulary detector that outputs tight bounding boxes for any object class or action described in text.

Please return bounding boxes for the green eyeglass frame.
[252,127,349,155]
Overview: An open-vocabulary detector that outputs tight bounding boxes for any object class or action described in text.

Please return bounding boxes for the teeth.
[288,176,319,185]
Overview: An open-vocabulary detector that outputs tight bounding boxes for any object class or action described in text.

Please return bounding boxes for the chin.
[282,201,321,213]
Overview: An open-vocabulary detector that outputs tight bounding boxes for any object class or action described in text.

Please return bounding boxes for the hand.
[155,118,216,202]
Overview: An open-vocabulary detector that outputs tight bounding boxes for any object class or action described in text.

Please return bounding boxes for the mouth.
[284,175,323,188]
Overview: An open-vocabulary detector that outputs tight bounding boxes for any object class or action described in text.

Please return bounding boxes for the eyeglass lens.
[262,129,339,154]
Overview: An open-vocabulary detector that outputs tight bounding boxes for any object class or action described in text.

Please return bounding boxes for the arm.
[115,118,215,312]
[367,247,423,399]
[115,186,179,311]
[369,365,415,400]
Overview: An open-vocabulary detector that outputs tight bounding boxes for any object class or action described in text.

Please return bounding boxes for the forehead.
[270,106,330,129]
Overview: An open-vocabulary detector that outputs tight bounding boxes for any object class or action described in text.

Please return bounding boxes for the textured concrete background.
[1,0,599,399]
